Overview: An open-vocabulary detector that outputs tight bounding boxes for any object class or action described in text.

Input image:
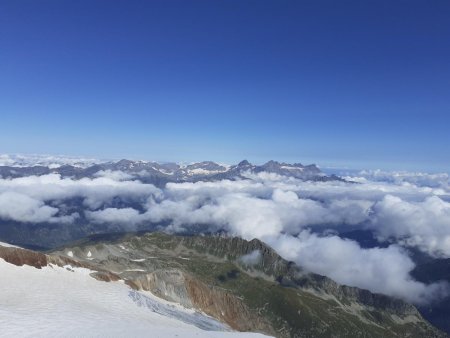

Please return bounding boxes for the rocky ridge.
[1,233,446,337]
[44,232,447,338]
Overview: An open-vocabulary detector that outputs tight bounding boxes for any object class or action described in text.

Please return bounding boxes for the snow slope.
[0,241,19,248]
[0,259,267,338]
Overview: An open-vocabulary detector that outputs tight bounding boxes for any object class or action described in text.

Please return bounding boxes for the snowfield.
[0,258,268,338]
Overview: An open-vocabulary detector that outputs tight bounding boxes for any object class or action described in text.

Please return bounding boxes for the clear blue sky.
[1,1,449,171]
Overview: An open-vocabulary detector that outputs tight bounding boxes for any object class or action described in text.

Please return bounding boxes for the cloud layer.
[0,169,449,304]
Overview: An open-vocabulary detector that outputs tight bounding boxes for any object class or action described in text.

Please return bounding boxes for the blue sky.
[1,0,449,171]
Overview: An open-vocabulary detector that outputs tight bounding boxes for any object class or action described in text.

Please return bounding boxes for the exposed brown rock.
[124,269,275,335]
[0,246,48,269]
[90,271,121,282]
[129,269,193,307]
[125,279,140,290]
[184,275,274,335]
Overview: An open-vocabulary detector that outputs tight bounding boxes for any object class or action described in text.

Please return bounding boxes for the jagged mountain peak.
[186,161,226,170]
[237,159,252,167]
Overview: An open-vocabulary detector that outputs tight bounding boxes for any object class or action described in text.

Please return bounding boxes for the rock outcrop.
[0,246,48,268]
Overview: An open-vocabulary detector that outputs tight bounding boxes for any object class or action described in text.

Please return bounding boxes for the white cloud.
[353,169,450,192]
[94,170,134,181]
[0,154,15,167]
[370,195,450,257]
[0,174,161,209]
[0,153,101,168]
[266,231,449,305]
[86,207,143,225]
[239,250,262,266]
[0,191,76,224]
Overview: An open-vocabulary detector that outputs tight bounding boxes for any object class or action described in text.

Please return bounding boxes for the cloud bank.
[0,169,449,304]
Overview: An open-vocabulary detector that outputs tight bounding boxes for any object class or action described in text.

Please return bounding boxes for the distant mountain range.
[0,159,343,185]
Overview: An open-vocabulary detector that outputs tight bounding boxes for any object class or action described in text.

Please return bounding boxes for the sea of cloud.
[0,153,102,168]
[0,168,449,304]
